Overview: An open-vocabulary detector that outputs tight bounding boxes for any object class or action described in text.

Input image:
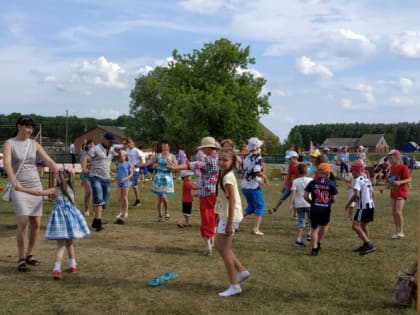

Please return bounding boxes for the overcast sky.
[1,0,420,141]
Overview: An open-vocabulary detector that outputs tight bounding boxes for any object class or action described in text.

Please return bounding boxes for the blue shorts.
[296,207,310,228]
[118,180,131,189]
[279,187,292,202]
[140,166,149,175]
[242,188,265,217]
[89,176,111,207]
[132,170,140,187]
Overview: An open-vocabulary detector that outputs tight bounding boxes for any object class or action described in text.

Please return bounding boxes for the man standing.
[69,142,76,165]
[125,138,143,206]
[81,132,117,231]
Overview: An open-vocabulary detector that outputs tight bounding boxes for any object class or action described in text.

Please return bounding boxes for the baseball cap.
[310,149,321,158]
[103,132,115,141]
[387,149,401,156]
[286,150,299,159]
[317,163,332,174]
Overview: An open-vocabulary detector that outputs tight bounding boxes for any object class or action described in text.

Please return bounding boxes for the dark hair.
[82,139,94,151]
[297,163,308,175]
[14,116,36,136]
[217,149,237,194]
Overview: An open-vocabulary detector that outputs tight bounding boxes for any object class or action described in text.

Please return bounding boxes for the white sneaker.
[84,211,89,217]
[237,271,250,283]
[252,229,264,236]
[391,234,399,239]
[218,285,242,297]
[397,232,405,239]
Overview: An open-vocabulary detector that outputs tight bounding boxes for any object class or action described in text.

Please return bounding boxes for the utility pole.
[65,109,69,150]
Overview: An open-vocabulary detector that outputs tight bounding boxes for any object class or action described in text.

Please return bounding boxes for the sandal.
[18,259,28,272]
[26,255,41,266]
[267,208,277,215]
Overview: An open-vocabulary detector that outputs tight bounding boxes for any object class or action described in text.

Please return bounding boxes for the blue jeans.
[89,176,111,207]
[296,207,310,228]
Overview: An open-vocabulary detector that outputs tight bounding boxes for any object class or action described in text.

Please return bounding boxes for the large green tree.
[128,38,271,150]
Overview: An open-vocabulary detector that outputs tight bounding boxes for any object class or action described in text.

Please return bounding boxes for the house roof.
[320,138,359,149]
[358,134,385,146]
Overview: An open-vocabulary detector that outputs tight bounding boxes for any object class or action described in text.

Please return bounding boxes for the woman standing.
[143,141,177,221]
[387,149,411,239]
[79,139,94,217]
[3,116,57,272]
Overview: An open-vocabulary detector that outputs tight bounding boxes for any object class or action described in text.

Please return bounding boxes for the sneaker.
[133,200,141,207]
[310,248,319,256]
[252,229,264,236]
[397,232,405,239]
[352,245,364,253]
[53,270,61,280]
[69,267,77,273]
[391,234,400,239]
[359,243,376,256]
[237,271,250,283]
[218,285,242,297]
[306,234,311,241]
[84,211,89,217]
[295,240,305,248]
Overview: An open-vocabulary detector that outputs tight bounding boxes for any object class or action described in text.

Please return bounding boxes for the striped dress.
[45,187,91,240]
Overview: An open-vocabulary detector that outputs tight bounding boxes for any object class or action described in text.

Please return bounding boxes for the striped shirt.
[353,175,374,210]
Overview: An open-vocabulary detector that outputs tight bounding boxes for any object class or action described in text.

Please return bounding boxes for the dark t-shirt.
[305,177,338,212]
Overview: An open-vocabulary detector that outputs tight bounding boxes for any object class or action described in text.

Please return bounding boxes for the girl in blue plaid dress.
[16,169,90,280]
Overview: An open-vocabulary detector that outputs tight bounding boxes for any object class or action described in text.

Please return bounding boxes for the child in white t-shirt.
[289,164,313,247]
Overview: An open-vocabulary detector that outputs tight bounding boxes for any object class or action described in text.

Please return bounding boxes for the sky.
[1,0,420,141]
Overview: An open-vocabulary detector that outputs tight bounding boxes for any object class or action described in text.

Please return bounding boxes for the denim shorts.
[279,186,292,202]
[89,176,111,207]
[296,207,311,228]
[132,170,140,187]
[242,188,265,217]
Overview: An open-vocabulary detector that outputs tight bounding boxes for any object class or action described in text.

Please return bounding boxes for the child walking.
[177,170,196,228]
[346,162,376,255]
[288,164,312,248]
[16,169,90,279]
[114,149,134,224]
[343,172,355,221]
[214,149,249,297]
[304,163,338,256]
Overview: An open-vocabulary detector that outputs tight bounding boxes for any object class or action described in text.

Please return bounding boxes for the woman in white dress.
[3,116,57,272]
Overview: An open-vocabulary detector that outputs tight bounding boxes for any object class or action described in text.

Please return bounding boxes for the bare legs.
[157,195,169,221]
[391,198,405,236]
[16,215,40,260]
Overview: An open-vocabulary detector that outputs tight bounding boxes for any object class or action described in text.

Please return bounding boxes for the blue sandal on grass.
[148,277,165,287]
[161,272,177,281]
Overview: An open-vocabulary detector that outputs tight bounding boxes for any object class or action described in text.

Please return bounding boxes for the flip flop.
[160,272,177,281]
[148,277,165,287]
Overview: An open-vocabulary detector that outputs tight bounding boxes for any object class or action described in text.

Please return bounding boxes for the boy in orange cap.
[304,163,338,256]
[345,162,376,255]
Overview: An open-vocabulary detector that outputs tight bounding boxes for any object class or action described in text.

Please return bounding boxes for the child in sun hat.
[346,162,376,255]
[304,163,338,256]
[386,149,411,239]
[241,137,268,235]
[268,150,299,217]
[308,149,321,177]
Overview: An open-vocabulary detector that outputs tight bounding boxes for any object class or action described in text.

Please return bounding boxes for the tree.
[129,38,271,150]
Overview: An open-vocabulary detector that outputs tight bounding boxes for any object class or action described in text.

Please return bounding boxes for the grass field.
[0,165,418,315]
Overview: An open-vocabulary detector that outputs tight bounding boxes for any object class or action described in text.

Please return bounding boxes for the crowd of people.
[1,115,414,297]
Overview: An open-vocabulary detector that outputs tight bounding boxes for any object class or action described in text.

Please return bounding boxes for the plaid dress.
[45,187,91,240]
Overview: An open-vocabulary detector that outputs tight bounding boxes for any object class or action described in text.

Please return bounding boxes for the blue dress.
[45,187,91,240]
[151,153,175,196]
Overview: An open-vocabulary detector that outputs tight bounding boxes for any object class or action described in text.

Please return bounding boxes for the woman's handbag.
[2,182,13,202]
[1,140,30,203]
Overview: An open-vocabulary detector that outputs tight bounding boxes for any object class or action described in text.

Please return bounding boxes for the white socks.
[68,258,77,268]
[218,284,242,297]
[237,270,250,283]
[53,262,61,272]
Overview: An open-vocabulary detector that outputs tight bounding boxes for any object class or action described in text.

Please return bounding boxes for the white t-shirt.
[125,147,142,171]
[215,171,243,223]
[352,175,374,210]
[291,176,312,208]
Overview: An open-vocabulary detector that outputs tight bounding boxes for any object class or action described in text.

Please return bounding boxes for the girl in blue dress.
[16,168,90,280]
[114,149,134,224]
[142,141,177,221]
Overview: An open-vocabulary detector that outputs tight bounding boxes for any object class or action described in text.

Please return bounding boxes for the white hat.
[0,153,3,157]
[286,150,299,159]
[247,137,264,151]
[180,170,194,177]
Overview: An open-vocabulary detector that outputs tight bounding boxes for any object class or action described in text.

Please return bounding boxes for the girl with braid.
[16,168,90,280]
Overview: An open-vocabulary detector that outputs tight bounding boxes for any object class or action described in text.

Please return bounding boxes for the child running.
[177,170,196,228]
[114,149,134,224]
[304,163,338,256]
[345,162,376,255]
[288,164,312,248]
[214,149,249,297]
[16,169,90,279]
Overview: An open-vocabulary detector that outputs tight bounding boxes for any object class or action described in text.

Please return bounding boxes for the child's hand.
[44,188,56,196]
[225,224,233,236]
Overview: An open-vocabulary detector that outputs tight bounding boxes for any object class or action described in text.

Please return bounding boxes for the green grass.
[0,167,418,315]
